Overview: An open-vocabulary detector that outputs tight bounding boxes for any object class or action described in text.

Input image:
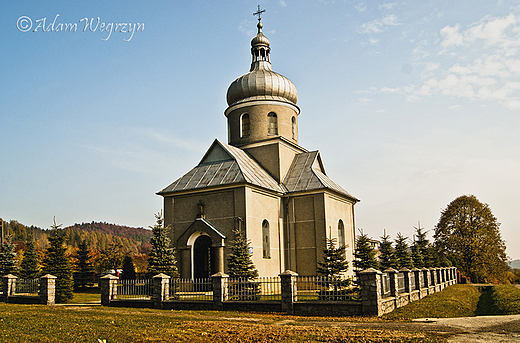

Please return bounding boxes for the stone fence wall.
[101,267,457,316]
[1,274,56,305]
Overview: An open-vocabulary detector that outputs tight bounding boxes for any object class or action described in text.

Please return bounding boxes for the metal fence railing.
[397,273,406,293]
[116,279,153,300]
[381,273,392,297]
[410,272,416,291]
[228,277,278,301]
[170,278,212,301]
[296,276,360,301]
[15,279,40,296]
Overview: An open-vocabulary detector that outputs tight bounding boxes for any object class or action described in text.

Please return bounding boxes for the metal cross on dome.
[253,5,265,22]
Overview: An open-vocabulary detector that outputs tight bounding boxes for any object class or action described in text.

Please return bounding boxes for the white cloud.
[369,38,379,45]
[279,0,287,8]
[373,13,520,110]
[355,2,366,12]
[358,14,402,34]
[378,2,398,11]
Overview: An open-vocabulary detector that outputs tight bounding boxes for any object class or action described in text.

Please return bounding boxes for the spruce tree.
[0,237,18,277]
[394,233,414,269]
[42,219,74,303]
[74,240,94,288]
[147,212,178,278]
[378,232,398,270]
[19,240,40,279]
[121,255,136,279]
[414,225,433,268]
[227,226,259,300]
[317,237,348,279]
[227,227,258,279]
[354,230,379,271]
[411,242,424,269]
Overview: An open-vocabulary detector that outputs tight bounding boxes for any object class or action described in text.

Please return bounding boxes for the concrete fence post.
[2,274,16,302]
[360,268,382,316]
[212,272,229,309]
[100,274,118,306]
[279,270,297,314]
[153,273,170,309]
[40,274,57,305]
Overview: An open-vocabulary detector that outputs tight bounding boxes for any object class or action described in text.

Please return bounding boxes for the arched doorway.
[193,235,212,279]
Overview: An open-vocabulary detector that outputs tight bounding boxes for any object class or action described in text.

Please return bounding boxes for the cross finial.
[253,5,265,22]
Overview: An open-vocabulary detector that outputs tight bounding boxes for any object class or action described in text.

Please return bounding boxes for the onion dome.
[226,21,298,107]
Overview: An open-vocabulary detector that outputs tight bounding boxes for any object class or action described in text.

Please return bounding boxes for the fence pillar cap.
[420,267,429,271]
[211,271,229,278]
[360,268,381,274]
[279,270,298,276]
[40,274,57,279]
[100,274,118,279]
[3,274,17,279]
[399,267,411,272]
[410,267,420,271]
[152,273,171,279]
[383,268,398,273]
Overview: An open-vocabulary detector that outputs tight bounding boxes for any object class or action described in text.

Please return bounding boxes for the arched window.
[338,220,345,248]
[241,113,250,137]
[267,112,278,135]
[262,220,270,258]
[291,116,296,140]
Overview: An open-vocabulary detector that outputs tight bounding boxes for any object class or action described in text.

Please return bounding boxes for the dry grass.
[0,303,446,342]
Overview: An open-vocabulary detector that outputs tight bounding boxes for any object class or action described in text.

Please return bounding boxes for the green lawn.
[383,284,520,320]
[475,284,520,315]
[383,284,481,320]
[69,287,101,304]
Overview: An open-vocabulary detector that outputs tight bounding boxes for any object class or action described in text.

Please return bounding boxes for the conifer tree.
[74,240,94,288]
[42,218,74,303]
[354,230,379,271]
[317,237,348,279]
[227,225,259,300]
[378,232,398,270]
[0,237,18,277]
[227,226,258,279]
[19,240,40,279]
[394,233,414,269]
[121,255,136,279]
[147,212,178,278]
[414,225,434,268]
[411,242,424,269]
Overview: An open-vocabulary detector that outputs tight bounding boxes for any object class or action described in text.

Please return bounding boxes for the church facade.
[157,18,359,279]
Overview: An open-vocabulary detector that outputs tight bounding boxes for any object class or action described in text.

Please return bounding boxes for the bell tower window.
[241,113,250,137]
[291,116,296,140]
[267,112,278,135]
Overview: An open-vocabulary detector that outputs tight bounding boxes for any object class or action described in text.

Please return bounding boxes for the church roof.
[283,151,359,201]
[157,140,286,195]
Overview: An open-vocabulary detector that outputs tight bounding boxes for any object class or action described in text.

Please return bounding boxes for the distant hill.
[510,259,520,269]
[4,220,152,254]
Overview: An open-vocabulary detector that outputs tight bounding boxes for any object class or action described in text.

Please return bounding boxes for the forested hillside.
[3,220,152,254]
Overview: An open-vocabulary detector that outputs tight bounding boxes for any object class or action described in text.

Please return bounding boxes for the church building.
[157,14,359,279]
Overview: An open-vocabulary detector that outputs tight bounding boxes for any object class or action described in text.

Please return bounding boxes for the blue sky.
[1,1,519,260]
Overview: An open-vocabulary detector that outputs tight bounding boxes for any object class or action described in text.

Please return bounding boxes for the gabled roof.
[157,140,286,195]
[283,151,359,201]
